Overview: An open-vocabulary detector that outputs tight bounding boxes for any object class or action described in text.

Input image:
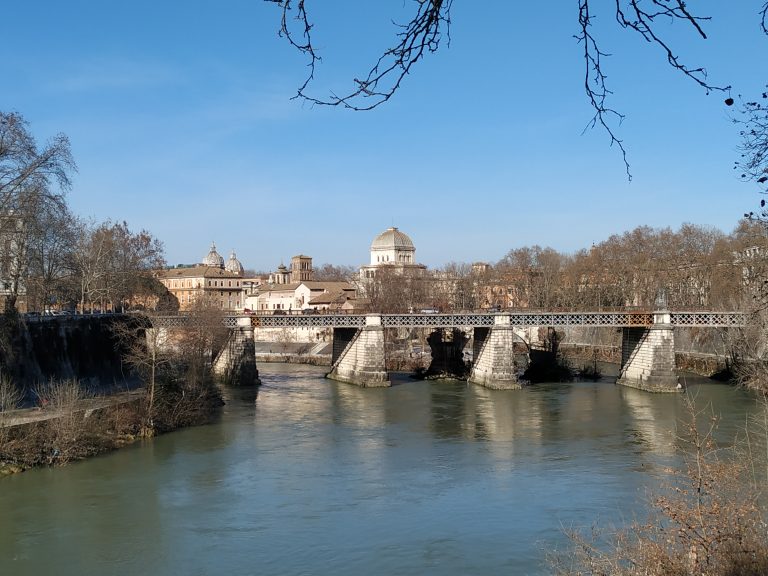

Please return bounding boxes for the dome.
[225,250,244,275]
[202,242,225,268]
[371,227,414,251]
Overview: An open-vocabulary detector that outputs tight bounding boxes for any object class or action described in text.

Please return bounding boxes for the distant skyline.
[2,2,765,271]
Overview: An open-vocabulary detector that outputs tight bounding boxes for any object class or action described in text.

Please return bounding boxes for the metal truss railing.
[250,314,366,328]
[151,311,747,329]
[669,312,746,327]
[381,314,495,327]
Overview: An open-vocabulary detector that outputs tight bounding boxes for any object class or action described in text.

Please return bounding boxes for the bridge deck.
[153,311,746,329]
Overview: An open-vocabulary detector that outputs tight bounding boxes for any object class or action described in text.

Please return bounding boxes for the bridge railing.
[148,310,748,329]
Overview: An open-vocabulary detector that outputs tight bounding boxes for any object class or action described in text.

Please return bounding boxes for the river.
[0,364,762,575]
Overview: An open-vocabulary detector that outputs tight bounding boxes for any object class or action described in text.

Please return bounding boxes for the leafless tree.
[313,263,357,282]
[24,203,77,312]
[737,83,768,220]
[113,298,227,435]
[70,219,165,313]
[0,112,74,312]
[365,266,428,313]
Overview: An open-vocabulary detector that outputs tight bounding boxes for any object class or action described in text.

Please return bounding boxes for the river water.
[0,364,762,575]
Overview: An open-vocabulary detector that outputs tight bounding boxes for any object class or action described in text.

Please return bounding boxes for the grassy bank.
[0,380,223,477]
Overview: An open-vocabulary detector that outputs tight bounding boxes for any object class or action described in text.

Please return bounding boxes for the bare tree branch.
[578,0,631,179]
[762,2,768,36]
[266,1,746,179]
[613,0,727,94]
[266,0,452,110]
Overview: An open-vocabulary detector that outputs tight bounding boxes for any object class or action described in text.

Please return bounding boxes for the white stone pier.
[326,314,390,387]
[468,315,521,389]
[617,310,679,392]
[213,317,261,386]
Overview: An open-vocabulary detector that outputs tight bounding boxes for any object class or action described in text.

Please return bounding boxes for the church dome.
[225,250,244,275]
[371,227,414,251]
[202,242,225,268]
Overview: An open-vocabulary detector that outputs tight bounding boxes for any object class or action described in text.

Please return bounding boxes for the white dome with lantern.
[370,226,415,265]
[202,242,225,268]
[225,250,244,275]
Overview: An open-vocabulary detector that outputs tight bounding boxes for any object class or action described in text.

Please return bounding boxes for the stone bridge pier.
[617,310,679,392]
[468,315,522,389]
[213,317,261,386]
[326,314,390,387]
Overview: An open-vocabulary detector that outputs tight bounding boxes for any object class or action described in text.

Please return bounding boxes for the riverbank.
[0,383,223,477]
[0,392,145,476]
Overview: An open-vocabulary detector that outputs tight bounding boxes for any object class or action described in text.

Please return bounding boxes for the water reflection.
[0,363,762,576]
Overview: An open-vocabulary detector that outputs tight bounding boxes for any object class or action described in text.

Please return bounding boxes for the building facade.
[157,243,246,311]
[359,226,426,280]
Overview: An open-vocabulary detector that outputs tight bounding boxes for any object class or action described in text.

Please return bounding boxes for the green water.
[0,364,761,575]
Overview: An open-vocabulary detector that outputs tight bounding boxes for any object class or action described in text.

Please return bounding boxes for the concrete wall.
[253,326,331,344]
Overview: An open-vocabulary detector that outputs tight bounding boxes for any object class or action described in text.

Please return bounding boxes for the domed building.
[225,250,245,275]
[156,242,246,311]
[202,242,225,268]
[370,227,416,265]
[360,226,426,280]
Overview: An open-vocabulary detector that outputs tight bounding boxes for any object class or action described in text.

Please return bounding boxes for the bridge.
[155,310,746,392]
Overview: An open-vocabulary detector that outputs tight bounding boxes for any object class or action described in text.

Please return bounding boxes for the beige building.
[157,243,246,311]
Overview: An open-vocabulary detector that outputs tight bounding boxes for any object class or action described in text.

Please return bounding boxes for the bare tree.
[737,84,768,220]
[313,263,357,282]
[0,112,75,312]
[70,219,165,313]
[111,314,170,435]
[114,298,227,435]
[365,266,427,313]
[24,203,77,311]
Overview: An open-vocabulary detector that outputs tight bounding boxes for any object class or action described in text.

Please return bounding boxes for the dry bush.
[32,379,90,463]
[0,372,24,454]
[550,397,768,576]
[729,309,768,393]
[0,372,22,412]
[151,369,222,433]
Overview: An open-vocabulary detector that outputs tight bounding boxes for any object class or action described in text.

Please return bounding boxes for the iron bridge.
[153,311,747,329]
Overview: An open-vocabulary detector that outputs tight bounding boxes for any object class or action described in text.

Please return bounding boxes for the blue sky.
[2,1,765,271]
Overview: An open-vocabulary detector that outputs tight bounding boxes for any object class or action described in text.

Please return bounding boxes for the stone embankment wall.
[2,316,135,389]
[255,354,331,365]
[560,344,729,377]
